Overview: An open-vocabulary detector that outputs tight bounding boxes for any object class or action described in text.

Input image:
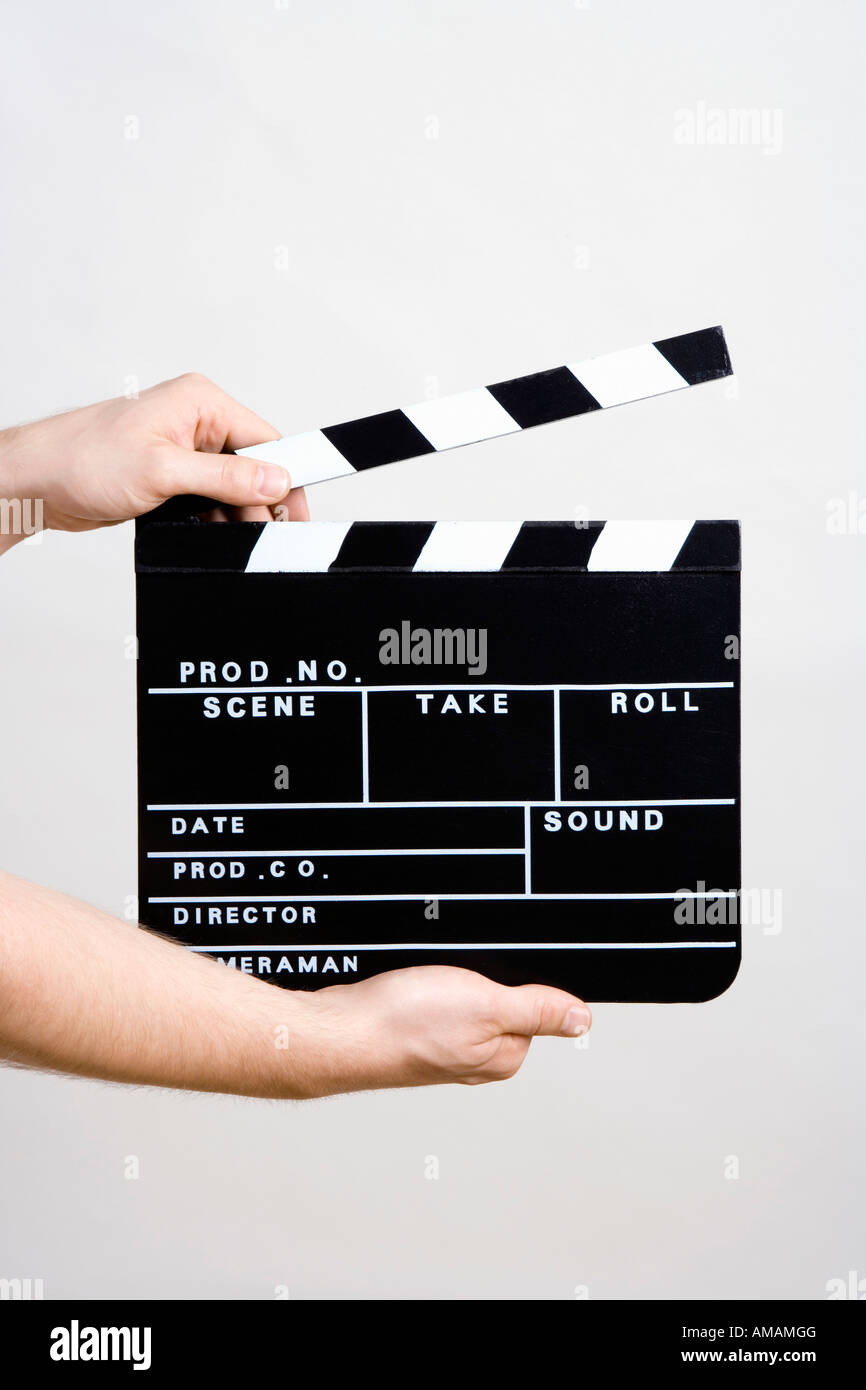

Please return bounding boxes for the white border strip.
[189,941,737,952]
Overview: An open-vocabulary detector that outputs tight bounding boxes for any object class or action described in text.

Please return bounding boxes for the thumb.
[153,444,292,509]
[496,984,592,1039]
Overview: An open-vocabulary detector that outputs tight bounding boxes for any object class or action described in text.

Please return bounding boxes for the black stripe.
[671,520,740,570]
[136,495,221,526]
[330,522,436,570]
[653,326,732,384]
[501,521,606,569]
[486,366,600,428]
[134,521,265,573]
[323,411,436,471]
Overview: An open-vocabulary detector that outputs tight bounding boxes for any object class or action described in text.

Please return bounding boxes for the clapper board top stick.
[136,325,740,1002]
[233,324,732,488]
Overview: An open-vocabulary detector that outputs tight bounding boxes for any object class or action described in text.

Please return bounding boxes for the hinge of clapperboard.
[140,325,733,526]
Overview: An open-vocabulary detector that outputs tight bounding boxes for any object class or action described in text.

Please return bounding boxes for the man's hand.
[0,373,307,553]
[302,967,591,1095]
[0,873,591,1099]
[0,383,594,1099]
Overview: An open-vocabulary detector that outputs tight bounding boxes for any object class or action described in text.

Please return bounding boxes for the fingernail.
[563,1005,591,1037]
[255,464,290,500]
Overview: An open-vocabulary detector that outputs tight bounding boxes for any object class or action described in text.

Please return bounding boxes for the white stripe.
[402,388,520,451]
[553,688,561,801]
[361,689,369,803]
[245,521,352,572]
[189,941,737,952]
[147,798,736,810]
[413,520,523,572]
[149,848,523,857]
[587,520,695,572]
[568,343,687,408]
[148,683,734,695]
[151,892,737,902]
[236,430,355,488]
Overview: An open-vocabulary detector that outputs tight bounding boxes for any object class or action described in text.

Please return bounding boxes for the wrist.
[241,982,340,1101]
[254,985,378,1100]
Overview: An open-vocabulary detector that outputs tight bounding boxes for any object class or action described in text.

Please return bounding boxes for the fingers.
[230,505,280,523]
[149,375,313,518]
[210,493,309,524]
[155,444,293,510]
[239,461,310,520]
[166,373,282,455]
[281,487,310,521]
[494,983,592,1039]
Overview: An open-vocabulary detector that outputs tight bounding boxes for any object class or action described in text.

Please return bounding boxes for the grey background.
[1,0,863,1300]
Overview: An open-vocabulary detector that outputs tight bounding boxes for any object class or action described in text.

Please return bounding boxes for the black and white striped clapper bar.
[234,325,733,487]
[135,327,740,1002]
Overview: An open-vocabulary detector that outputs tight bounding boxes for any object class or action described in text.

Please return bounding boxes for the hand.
[0,876,592,1099]
[0,373,307,552]
[295,965,592,1095]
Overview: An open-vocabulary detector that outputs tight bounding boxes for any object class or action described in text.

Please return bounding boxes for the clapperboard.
[136,326,740,1002]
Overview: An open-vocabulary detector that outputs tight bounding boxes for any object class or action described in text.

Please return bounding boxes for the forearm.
[0,871,332,1099]
[0,873,589,1099]
[0,425,32,555]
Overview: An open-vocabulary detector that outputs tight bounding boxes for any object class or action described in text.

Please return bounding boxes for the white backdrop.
[1,0,863,1299]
